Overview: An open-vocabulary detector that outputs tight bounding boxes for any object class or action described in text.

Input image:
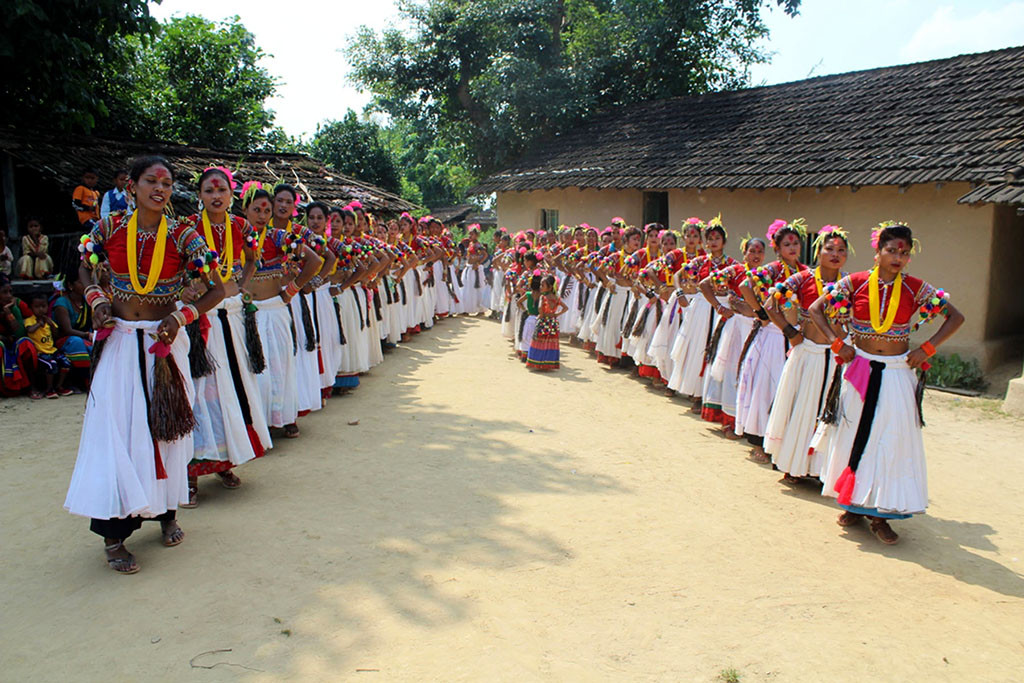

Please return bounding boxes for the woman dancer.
[64,156,225,574]
[461,225,489,315]
[809,222,962,544]
[245,182,322,438]
[183,168,273,506]
[699,236,765,435]
[302,201,342,400]
[735,219,808,460]
[763,226,850,481]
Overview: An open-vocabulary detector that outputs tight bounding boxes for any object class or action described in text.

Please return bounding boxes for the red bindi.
[153,167,170,179]
[209,178,223,188]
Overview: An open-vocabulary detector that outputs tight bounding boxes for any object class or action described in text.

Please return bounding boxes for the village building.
[472,46,1024,375]
[0,130,421,280]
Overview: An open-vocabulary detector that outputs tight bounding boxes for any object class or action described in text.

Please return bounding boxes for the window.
[540,208,559,231]
[642,191,668,227]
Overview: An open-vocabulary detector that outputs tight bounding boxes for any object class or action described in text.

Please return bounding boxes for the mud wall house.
[0,131,422,279]
[471,46,1024,372]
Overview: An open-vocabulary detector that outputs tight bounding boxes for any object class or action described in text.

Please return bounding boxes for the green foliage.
[309,112,402,194]
[348,0,801,174]
[718,669,742,683]
[380,119,477,209]
[0,0,157,131]
[927,353,987,392]
[96,15,277,150]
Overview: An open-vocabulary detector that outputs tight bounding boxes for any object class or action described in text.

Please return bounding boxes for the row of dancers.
[63,156,492,574]
[491,217,963,544]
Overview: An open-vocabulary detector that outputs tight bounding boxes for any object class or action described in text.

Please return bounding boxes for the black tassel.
[373,289,383,321]
[517,307,528,342]
[399,280,407,304]
[384,279,394,305]
[298,293,316,352]
[819,362,844,425]
[704,317,727,367]
[139,329,196,443]
[504,299,512,322]
[631,301,653,338]
[653,297,664,326]
[594,287,606,312]
[600,290,612,326]
[288,306,297,355]
[243,301,266,375]
[352,288,365,330]
[577,281,586,308]
[915,369,927,427]
[474,266,480,289]
[456,268,464,288]
[414,270,422,296]
[186,318,215,378]
[622,299,640,336]
[559,276,572,299]
[91,334,108,372]
[333,296,346,345]
[310,293,322,345]
[737,319,762,375]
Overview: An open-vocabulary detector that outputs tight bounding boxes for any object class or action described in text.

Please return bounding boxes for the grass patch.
[718,668,741,683]
[927,353,987,392]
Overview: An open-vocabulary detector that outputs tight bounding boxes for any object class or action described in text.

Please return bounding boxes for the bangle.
[171,310,186,328]
[921,341,937,357]
[831,338,845,354]
[783,324,799,340]
[285,281,300,298]
[756,307,769,321]
[180,304,198,326]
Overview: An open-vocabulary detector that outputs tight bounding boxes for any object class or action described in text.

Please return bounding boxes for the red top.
[183,214,249,282]
[832,270,937,342]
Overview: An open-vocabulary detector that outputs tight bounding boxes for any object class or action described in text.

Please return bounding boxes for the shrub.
[927,353,987,392]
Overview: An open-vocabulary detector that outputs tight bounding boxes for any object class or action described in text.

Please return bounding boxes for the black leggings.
[90,511,175,540]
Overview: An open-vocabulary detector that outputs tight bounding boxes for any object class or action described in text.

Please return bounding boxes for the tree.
[380,119,476,209]
[0,0,157,131]
[309,111,402,194]
[96,15,277,150]
[349,0,801,174]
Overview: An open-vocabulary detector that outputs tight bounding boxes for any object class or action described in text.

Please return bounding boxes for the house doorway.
[643,191,668,227]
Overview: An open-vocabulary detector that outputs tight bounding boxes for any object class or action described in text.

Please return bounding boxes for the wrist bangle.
[921,341,937,357]
[285,281,300,298]
[171,310,186,327]
[756,307,769,321]
[783,324,799,340]
[180,304,198,326]
[831,338,845,354]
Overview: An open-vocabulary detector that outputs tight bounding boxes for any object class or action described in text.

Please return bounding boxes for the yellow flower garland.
[201,210,233,282]
[868,267,902,334]
[126,212,169,295]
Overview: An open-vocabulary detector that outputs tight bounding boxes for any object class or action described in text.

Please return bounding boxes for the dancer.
[763,226,850,482]
[64,155,226,574]
[182,167,273,506]
[809,222,962,544]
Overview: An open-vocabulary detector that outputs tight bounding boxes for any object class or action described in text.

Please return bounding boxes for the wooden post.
[1,152,17,239]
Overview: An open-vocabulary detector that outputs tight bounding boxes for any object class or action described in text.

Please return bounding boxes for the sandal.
[283,424,300,439]
[836,511,864,527]
[180,482,199,509]
[217,471,242,489]
[749,448,770,464]
[57,387,74,396]
[105,542,140,574]
[870,518,900,545]
[779,473,802,485]
[29,390,44,400]
[722,428,742,440]
[161,520,185,547]
[46,391,59,399]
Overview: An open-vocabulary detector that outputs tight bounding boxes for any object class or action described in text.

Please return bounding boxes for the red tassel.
[199,314,211,344]
[834,466,856,506]
[153,441,168,480]
[246,424,266,459]
[317,350,324,374]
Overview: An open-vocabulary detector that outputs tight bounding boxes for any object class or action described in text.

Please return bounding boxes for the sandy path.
[2,316,1023,681]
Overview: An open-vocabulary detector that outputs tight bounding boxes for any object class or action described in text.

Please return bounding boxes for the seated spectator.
[72,168,101,228]
[15,217,54,279]
[52,264,93,390]
[24,291,71,398]
[0,232,12,276]
[0,273,38,397]
[100,170,129,219]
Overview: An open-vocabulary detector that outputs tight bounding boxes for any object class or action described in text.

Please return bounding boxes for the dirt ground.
[2,316,1023,682]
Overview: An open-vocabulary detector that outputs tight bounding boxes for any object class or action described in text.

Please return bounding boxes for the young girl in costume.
[735,219,809,460]
[666,218,736,408]
[698,236,765,436]
[650,219,705,394]
[808,222,962,544]
[182,167,273,507]
[527,274,568,370]
[64,156,226,574]
[52,262,94,389]
[516,272,542,361]
[763,226,849,481]
[244,182,323,438]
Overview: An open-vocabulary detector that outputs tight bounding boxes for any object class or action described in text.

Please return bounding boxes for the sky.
[150,0,1024,139]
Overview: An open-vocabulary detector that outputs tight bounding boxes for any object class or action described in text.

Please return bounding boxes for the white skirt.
[461,265,487,314]
[314,285,343,388]
[595,287,629,358]
[625,296,661,365]
[765,339,837,477]
[519,314,538,353]
[735,324,787,438]
[65,318,193,519]
[490,269,505,313]
[577,285,600,343]
[338,286,370,374]
[289,292,322,413]
[557,274,580,334]
[418,267,436,327]
[365,286,385,367]
[648,291,687,380]
[435,261,452,315]
[704,314,754,421]
[666,295,720,397]
[254,295,299,427]
[192,295,272,467]
[819,350,928,516]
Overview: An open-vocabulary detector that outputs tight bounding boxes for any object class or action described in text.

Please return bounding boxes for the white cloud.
[900,2,1024,63]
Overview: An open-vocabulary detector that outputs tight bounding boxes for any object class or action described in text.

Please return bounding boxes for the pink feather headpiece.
[766,219,788,242]
[204,166,237,190]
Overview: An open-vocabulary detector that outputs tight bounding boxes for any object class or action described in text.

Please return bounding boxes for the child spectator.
[15,217,54,279]
[0,232,12,276]
[0,274,38,397]
[72,168,101,227]
[100,170,129,219]
[52,263,93,390]
[24,291,71,398]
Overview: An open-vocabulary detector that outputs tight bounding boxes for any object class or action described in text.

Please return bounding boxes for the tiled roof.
[0,130,422,215]
[472,46,1024,196]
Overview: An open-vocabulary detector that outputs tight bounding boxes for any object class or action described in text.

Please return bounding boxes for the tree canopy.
[309,112,403,195]
[349,0,800,174]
